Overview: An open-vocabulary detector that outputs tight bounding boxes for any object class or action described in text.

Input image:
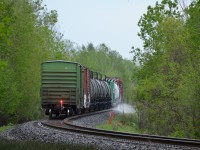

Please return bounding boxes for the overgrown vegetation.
[131,0,200,139]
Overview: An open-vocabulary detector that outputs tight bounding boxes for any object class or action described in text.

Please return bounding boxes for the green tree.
[0,0,69,124]
[132,0,200,138]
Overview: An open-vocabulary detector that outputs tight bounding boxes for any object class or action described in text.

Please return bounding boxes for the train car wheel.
[69,108,74,116]
[95,105,99,111]
[75,108,80,115]
[56,112,59,118]
[45,108,49,115]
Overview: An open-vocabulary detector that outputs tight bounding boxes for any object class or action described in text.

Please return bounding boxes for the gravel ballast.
[0,111,199,150]
[72,110,113,128]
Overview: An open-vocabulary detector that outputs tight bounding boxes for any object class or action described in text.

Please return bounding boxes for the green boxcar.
[41,60,83,117]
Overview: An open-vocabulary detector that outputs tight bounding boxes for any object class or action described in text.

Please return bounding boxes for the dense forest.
[0,0,135,125]
[131,0,200,138]
[0,0,199,139]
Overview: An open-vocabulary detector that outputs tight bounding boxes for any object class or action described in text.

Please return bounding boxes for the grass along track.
[0,123,14,132]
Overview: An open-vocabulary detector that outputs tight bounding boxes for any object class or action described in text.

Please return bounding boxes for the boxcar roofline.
[42,60,82,66]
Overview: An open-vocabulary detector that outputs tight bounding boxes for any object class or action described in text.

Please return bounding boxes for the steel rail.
[41,110,200,148]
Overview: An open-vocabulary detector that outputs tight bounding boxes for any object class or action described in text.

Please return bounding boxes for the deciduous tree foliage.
[132,0,200,138]
[0,0,68,125]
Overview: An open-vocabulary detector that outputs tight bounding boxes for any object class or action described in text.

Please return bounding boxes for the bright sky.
[44,0,160,60]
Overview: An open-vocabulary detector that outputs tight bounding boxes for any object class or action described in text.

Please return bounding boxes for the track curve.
[41,110,200,148]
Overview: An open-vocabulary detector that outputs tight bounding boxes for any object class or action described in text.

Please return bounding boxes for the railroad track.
[41,110,200,148]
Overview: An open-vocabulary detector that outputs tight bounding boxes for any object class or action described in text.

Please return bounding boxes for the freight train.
[41,60,123,118]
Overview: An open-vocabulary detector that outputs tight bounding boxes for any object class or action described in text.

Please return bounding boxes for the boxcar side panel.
[41,61,81,108]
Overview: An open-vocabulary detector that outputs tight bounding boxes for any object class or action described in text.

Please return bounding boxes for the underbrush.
[98,113,139,133]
